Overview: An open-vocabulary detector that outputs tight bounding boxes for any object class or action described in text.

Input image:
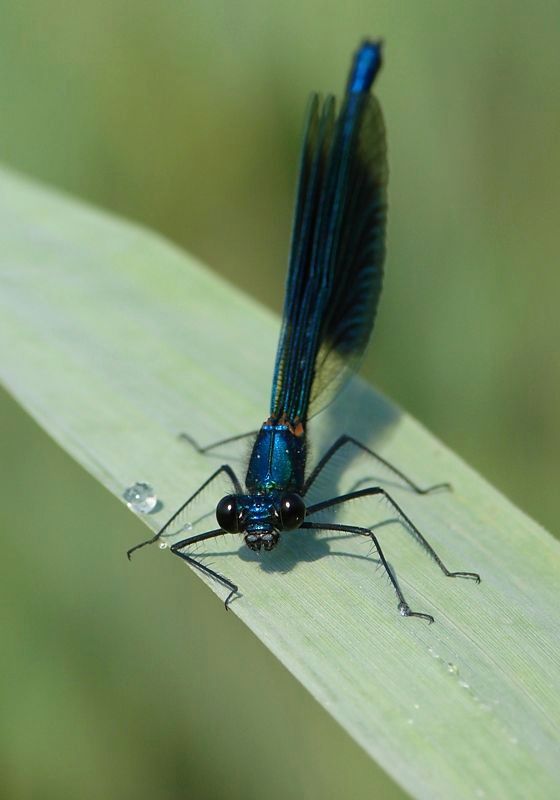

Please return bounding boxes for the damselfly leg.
[179,430,258,454]
[301,520,435,622]
[303,483,480,619]
[303,434,451,496]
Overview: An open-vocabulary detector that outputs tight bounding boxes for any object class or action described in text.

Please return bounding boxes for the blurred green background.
[1,2,558,799]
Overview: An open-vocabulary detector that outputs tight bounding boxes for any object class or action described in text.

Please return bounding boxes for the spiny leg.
[170,528,239,609]
[307,486,480,582]
[127,464,242,558]
[179,430,258,454]
[300,521,434,622]
[303,434,451,496]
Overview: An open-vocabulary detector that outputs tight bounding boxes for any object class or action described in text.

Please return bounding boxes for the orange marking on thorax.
[264,414,306,438]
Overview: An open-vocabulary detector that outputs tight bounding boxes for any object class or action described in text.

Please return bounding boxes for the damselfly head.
[217,491,306,549]
[243,493,306,550]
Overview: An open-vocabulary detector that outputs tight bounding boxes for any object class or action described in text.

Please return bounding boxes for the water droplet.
[179,522,193,534]
[123,482,157,513]
[159,542,168,550]
[447,662,459,675]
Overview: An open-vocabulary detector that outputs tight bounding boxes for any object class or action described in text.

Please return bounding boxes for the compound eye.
[278,493,305,531]
[216,495,243,533]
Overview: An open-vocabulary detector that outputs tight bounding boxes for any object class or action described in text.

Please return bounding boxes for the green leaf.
[1,166,559,799]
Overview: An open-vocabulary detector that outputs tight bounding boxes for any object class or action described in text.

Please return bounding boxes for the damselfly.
[128,40,480,622]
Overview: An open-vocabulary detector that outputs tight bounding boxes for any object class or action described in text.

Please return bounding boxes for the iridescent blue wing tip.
[347,40,383,95]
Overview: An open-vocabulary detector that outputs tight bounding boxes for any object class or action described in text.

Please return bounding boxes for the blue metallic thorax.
[245,423,306,494]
